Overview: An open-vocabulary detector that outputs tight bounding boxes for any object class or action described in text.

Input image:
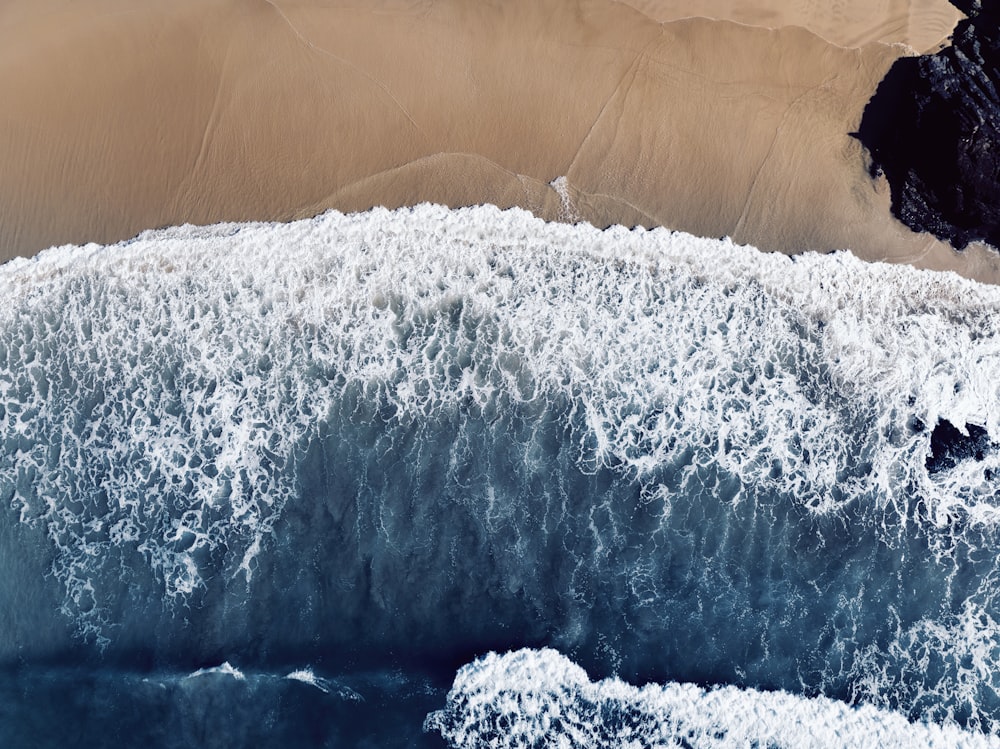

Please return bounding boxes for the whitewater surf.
[2,204,999,746]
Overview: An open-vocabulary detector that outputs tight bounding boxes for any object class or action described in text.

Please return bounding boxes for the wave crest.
[425,648,1000,749]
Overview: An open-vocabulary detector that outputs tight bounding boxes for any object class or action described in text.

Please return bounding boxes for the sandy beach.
[2,0,997,281]
[620,0,962,50]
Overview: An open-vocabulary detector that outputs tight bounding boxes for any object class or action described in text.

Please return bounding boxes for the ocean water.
[2,203,1000,747]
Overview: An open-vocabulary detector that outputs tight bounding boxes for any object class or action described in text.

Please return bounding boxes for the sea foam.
[426,648,1000,749]
[3,204,1000,731]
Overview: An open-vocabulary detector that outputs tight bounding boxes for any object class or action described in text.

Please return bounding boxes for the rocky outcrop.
[856,0,1000,250]
[925,419,995,474]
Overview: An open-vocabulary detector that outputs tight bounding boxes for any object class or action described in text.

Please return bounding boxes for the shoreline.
[2,0,995,281]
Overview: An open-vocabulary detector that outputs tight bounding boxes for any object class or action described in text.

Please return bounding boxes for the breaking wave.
[426,648,1000,749]
[3,204,1000,737]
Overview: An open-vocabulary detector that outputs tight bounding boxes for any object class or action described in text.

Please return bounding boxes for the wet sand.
[619,0,962,51]
[2,0,997,282]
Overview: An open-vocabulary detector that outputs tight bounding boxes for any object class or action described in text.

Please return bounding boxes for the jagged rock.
[856,0,1000,250]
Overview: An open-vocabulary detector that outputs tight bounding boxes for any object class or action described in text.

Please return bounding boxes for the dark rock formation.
[856,0,1000,250]
[925,419,994,473]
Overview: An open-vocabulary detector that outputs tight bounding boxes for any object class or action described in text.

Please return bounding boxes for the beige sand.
[2,0,995,282]
[617,0,962,52]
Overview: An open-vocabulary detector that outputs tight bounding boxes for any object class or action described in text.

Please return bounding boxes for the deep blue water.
[2,205,1000,747]
[0,664,446,748]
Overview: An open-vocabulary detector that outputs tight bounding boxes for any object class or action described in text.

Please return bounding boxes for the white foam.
[286,668,329,691]
[9,205,1000,549]
[186,661,245,681]
[285,668,363,700]
[425,648,1000,749]
[4,204,1000,722]
[549,176,581,222]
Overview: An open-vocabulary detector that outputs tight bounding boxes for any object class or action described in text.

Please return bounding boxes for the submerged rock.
[926,419,995,473]
[856,0,1000,250]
